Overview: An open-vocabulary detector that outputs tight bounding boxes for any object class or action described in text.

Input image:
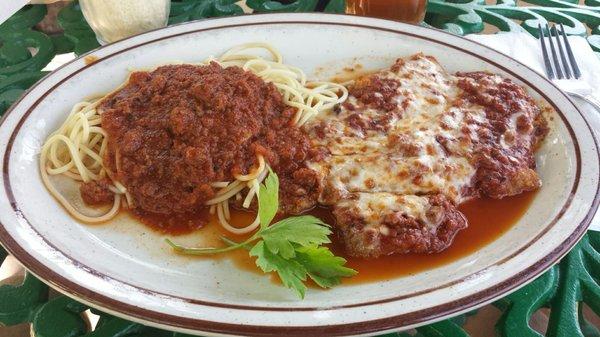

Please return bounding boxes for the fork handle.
[566,92,600,113]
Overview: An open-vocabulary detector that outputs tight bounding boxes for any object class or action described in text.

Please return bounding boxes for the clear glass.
[346,0,428,25]
[79,0,170,45]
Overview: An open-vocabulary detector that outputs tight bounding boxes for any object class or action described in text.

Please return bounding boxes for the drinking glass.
[79,0,171,45]
[345,0,428,24]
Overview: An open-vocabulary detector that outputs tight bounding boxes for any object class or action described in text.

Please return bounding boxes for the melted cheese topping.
[303,55,547,257]
[307,54,486,207]
[308,155,473,202]
[337,193,435,229]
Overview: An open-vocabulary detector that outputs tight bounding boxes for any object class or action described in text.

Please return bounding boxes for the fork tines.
[538,23,582,80]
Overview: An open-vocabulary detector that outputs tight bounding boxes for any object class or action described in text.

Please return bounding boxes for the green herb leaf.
[250,241,308,298]
[295,246,357,288]
[260,216,332,259]
[258,167,279,228]
[165,238,247,255]
[167,167,357,299]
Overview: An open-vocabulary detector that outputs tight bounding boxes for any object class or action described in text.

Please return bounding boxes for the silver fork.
[538,23,600,111]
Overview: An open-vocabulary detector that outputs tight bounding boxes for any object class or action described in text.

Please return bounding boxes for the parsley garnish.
[166,168,357,298]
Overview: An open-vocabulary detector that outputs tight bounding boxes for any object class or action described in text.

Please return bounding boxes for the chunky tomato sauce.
[91,63,320,218]
[456,71,549,199]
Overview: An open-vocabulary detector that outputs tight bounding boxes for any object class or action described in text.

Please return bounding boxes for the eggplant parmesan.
[305,54,548,258]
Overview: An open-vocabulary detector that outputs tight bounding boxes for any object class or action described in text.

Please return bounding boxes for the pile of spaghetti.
[40,43,347,233]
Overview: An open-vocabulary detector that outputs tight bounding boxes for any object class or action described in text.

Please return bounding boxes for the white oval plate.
[0,13,598,337]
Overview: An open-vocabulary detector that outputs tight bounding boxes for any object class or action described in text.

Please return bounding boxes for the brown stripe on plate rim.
[0,16,598,336]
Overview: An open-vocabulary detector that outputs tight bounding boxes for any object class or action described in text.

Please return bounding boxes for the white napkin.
[467,32,600,231]
[467,33,600,99]
[0,0,29,25]
[0,1,66,26]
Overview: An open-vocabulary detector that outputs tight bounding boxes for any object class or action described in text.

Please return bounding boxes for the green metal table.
[1,1,599,336]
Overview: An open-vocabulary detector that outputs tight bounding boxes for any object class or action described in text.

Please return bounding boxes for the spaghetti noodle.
[39,99,125,223]
[40,43,347,233]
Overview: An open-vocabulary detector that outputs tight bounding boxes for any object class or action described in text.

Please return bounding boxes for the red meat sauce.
[80,63,321,226]
[455,71,548,199]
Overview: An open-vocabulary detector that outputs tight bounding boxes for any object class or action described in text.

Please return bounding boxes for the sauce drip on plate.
[132,191,536,284]
[335,191,536,284]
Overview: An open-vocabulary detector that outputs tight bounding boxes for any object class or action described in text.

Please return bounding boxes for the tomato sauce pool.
[336,191,536,284]
[133,191,536,284]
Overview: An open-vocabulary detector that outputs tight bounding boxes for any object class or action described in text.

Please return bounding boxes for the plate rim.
[0,13,598,336]
[0,21,591,312]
